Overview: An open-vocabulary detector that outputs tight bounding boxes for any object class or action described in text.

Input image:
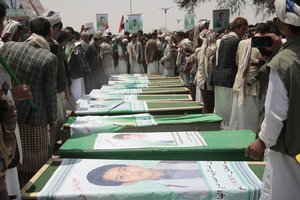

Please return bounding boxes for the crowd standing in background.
[0,0,299,199]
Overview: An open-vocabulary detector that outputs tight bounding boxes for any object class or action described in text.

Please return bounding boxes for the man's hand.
[245,138,266,160]
[11,84,32,101]
[266,33,283,52]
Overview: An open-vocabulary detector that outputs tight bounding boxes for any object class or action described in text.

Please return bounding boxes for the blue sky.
[40,0,274,33]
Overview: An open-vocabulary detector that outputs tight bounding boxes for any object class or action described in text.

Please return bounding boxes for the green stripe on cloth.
[153,114,223,124]
[137,94,191,101]
[65,114,223,126]
[59,130,257,161]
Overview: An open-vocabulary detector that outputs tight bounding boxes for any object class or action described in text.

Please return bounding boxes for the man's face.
[219,13,224,20]
[65,29,73,40]
[81,34,89,42]
[235,25,248,38]
[103,165,154,184]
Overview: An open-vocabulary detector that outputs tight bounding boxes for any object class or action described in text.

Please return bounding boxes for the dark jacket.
[211,34,241,88]
[0,41,58,125]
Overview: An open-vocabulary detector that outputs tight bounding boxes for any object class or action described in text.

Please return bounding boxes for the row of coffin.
[21,75,264,200]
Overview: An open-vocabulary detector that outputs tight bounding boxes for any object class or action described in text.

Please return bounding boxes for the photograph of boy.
[87,161,208,199]
[112,133,175,145]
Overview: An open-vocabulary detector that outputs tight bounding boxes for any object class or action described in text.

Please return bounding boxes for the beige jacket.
[233,38,261,96]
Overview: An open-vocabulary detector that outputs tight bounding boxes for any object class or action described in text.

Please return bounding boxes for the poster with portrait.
[70,114,157,135]
[93,131,207,149]
[213,9,230,32]
[38,159,261,200]
[184,11,195,30]
[96,13,109,31]
[128,14,143,33]
[75,99,148,115]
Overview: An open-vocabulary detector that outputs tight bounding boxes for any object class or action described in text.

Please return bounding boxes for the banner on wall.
[184,11,195,30]
[96,13,109,31]
[127,14,143,33]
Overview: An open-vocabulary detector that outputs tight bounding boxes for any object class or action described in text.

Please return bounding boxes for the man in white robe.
[128,34,144,74]
[246,1,300,199]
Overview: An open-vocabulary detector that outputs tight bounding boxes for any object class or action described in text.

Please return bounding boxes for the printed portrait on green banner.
[39,159,261,199]
[213,9,230,32]
[128,14,142,33]
[184,11,195,30]
[96,14,109,31]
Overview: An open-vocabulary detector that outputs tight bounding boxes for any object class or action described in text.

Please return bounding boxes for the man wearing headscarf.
[160,36,176,77]
[1,19,23,42]
[128,33,144,74]
[247,0,300,199]
[44,11,70,160]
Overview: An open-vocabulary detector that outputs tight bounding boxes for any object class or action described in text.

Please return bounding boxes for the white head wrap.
[165,36,172,43]
[181,38,192,50]
[1,19,22,41]
[43,12,61,28]
[193,19,210,49]
[275,0,300,26]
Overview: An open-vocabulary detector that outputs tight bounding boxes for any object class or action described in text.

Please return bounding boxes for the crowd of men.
[0,0,299,199]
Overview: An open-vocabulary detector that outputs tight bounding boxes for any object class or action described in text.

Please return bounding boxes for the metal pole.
[130,0,132,14]
[165,11,167,30]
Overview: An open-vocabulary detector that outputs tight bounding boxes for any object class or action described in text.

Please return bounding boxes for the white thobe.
[259,69,300,200]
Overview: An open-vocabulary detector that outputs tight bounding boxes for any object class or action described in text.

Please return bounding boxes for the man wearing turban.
[247,0,300,199]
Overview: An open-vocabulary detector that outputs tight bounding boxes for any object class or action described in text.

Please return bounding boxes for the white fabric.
[237,39,252,107]
[259,69,289,148]
[195,85,203,103]
[71,78,86,102]
[26,33,50,51]
[147,61,159,74]
[260,150,300,200]
[116,60,128,74]
[116,45,128,74]
[128,41,144,74]
[5,167,21,200]
[43,12,61,28]
[130,62,144,74]
[158,62,164,74]
[275,0,300,26]
[100,42,115,78]
[1,19,21,41]
[229,92,259,132]
[214,86,233,129]
[161,43,175,77]
[258,69,300,200]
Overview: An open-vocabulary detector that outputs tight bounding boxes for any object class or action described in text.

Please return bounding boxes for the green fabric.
[137,94,191,101]
[75,101,202,116]
[26,161,61,193]
[147,101,201,109]
[153,114,222,124]
[75,100,146,115]
[65,114,222,126]
[111,83,185,88]
[59,130,258,161]
[248,164,265,181]
[24,160,264,194]
[267,35,300,158]
[141,87,188,94]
